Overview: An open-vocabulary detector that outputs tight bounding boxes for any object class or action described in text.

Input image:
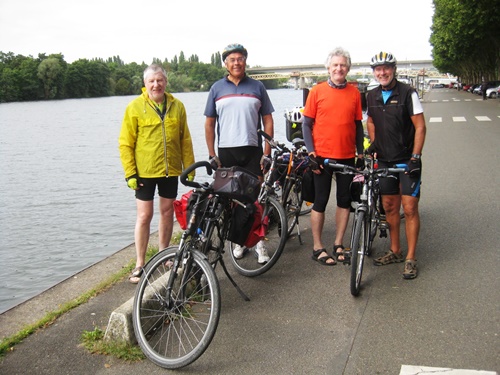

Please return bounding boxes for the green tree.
[430,0,500,82]
[115,77,131,95]
[38,57,63,99]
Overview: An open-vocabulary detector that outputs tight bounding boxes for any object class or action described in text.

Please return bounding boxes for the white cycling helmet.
[370,51,397,68]
[286,106,304,123]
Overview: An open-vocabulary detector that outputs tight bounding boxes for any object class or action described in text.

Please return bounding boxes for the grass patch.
[80,327,145,361]
[0,231,183,360]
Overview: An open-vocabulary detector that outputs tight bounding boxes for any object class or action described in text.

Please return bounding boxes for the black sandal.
[334,245,347,263]
[128,267,143,284]
[312,248,336,266]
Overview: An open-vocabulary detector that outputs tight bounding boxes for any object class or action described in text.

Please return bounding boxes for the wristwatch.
[411,153,421,159]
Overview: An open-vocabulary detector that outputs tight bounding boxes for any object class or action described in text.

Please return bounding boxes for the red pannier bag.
[173,190,193,230]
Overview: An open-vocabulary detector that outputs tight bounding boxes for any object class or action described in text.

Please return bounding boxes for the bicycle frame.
[324,156,408,296]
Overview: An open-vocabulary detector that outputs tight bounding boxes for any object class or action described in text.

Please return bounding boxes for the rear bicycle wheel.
[350,211,366,296]
[229,196,287,277]
[132,246,221,369]
[282,177,302,237]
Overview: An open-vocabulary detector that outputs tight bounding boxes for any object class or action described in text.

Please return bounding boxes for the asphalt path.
[1,88,498,374]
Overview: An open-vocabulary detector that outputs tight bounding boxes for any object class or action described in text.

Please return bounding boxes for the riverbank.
[0,230,164,342]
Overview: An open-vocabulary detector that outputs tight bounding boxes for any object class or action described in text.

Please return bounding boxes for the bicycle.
[259,130,311,244]
[132,160,280,369]
[227,148,288,277]
[323,156,408,296]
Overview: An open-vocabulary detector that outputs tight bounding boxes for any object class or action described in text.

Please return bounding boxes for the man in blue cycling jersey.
[366,52,426,279]
[204,43,275,264]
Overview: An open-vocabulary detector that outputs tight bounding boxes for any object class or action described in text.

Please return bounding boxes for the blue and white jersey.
[204,75,274,148]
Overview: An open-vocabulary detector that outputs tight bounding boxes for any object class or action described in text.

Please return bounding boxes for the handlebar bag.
[213,166,261,203]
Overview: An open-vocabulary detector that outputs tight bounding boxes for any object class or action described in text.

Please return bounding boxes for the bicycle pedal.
[342,249,352,265]
[379,229,387,238]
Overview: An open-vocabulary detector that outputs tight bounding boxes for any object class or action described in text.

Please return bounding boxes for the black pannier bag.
[212,166,261,203]
[301,167,315,203]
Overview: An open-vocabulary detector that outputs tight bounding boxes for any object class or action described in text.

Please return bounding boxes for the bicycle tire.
[132,246,221,369]
[282,177,301,237]
[367,202,378,256]
[229,196,287,277]
[350,211,366,296]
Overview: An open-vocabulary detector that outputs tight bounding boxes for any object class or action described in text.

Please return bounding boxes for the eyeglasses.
[226,57,246,64]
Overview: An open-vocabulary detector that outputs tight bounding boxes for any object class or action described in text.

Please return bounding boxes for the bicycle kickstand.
[218,258,250,301]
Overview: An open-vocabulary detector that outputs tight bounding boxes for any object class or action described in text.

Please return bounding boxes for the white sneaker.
[233,244,246,259]
[255,241,270,264]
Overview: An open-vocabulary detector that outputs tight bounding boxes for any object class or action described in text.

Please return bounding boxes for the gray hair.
[143,64,167,82]
[324,47,352,70]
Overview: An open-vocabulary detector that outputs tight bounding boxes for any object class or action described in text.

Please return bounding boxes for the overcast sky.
[0,0,434,67]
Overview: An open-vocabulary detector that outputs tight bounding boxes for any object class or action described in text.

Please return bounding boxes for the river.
[0,88,304,313]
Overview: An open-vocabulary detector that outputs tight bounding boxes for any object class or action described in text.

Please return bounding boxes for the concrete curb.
[104,296,136,344]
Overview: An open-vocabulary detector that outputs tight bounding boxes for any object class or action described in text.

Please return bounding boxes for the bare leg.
[311,209,335,264]
[158,196,175,251]
[334,207,351,260]
[134,199,154,269]
[382,194,402,254]
[401,195,420,260]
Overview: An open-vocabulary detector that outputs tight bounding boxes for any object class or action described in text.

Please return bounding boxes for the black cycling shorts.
[378,160,422,198]
[312,157,355,212]
[135,176,179,201]
[218,146,263,177]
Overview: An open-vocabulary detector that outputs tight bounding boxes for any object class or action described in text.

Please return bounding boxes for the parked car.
[432,83,445,88]
[486,85,500,98]
[473,85,483,95]
[462,84,472,91]
[469,84,480,93]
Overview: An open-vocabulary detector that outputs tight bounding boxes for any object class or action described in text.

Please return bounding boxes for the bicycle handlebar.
[257,129,289,153]
[323,158,408,175]
[180,161,214,188]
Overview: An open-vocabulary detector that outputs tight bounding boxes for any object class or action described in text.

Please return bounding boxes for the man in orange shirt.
[302,47,364,265]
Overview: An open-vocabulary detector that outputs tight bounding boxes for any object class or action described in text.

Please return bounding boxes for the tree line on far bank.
[0,51,286,103]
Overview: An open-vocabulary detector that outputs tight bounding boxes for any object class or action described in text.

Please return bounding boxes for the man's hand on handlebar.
[260,154,271,172]
[407,158,421,178]
[308,154,324,173]
[209,155,221,170]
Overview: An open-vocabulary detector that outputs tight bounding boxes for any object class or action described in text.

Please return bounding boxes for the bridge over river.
[247,60,446,88]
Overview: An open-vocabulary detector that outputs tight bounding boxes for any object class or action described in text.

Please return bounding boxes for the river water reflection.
[0,88,303,313]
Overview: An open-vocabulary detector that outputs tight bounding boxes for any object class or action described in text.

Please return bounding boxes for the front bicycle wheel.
[367,202,378,256]
[132,246,221,369]
[350,211,366,296]
[229,196,287,277]
[282,177,302,238]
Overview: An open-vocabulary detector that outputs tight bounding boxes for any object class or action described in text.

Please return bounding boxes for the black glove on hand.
[126,174,142,190]
[355,157,364,169]
[308,155,323,172]
[208,155,220,171]
[408,159,422,178]
[260,154,271,172]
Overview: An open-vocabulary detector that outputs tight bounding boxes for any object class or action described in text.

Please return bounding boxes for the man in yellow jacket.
[119,64,195,283]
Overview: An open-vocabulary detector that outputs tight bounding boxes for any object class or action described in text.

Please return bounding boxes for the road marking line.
[453,116,467,122]
[475,116,491,121]
[429,117,442,122]
[400,365,497,374]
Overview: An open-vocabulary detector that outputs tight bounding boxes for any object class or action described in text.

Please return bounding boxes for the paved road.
[1,88,498,374]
